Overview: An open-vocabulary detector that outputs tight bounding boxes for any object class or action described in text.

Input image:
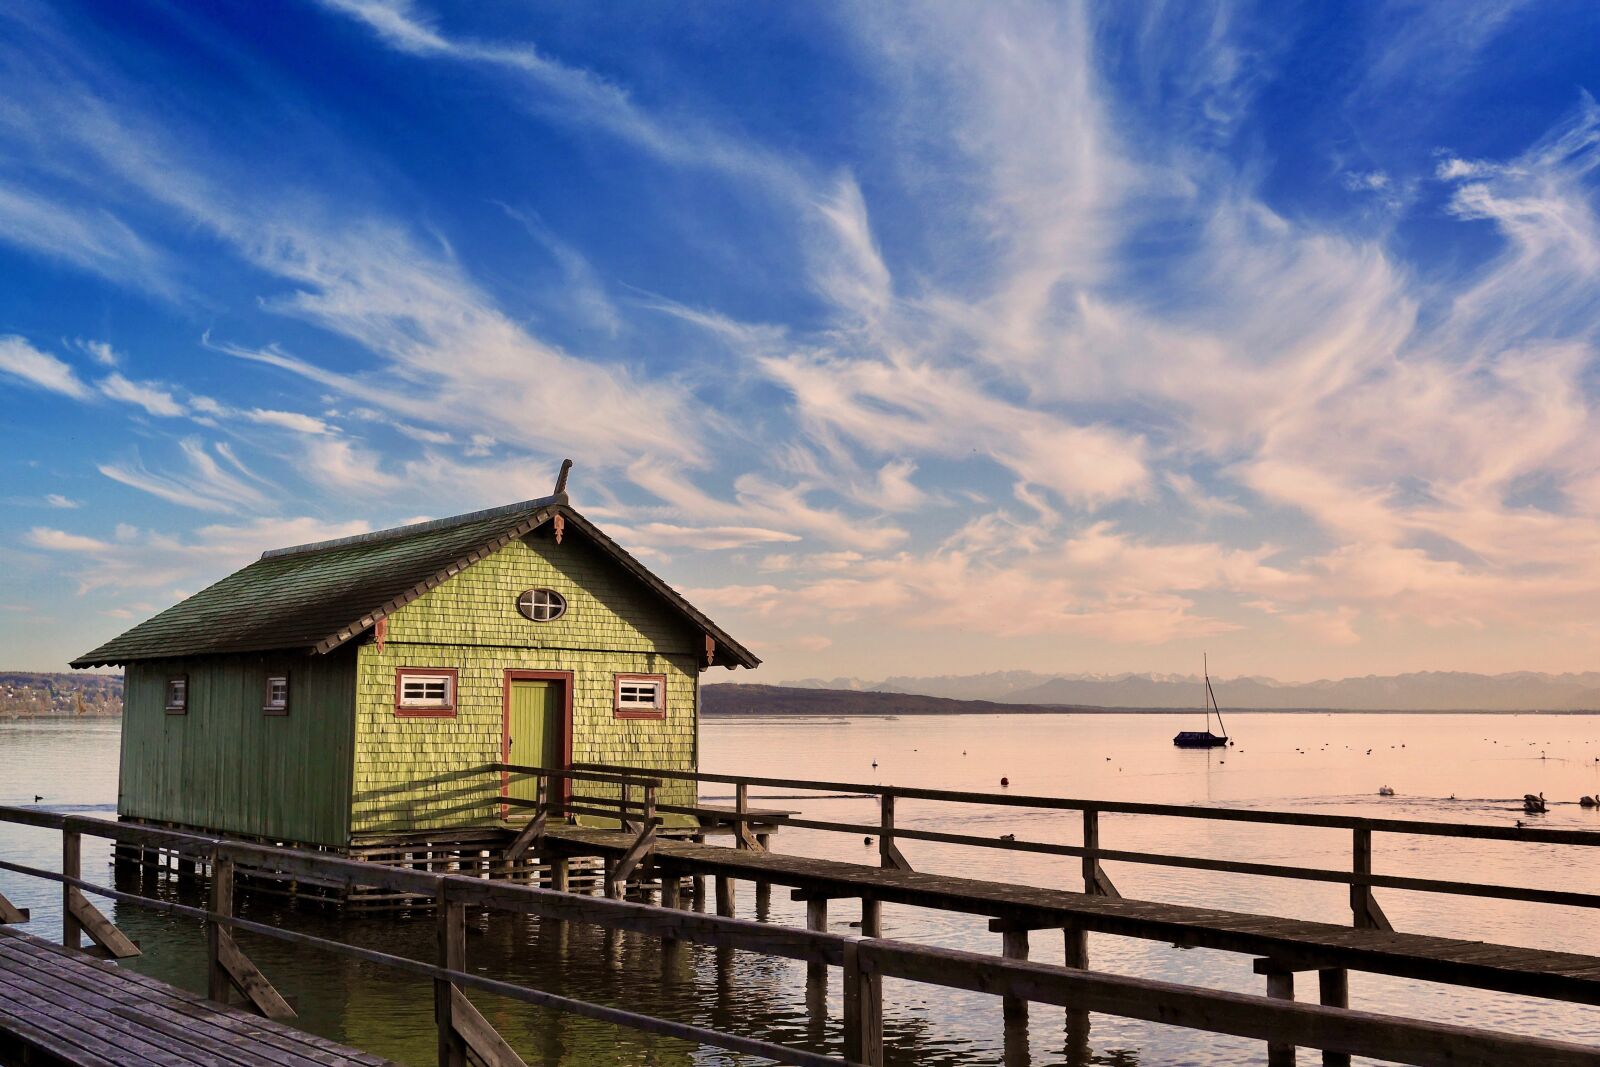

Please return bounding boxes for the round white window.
[517,587,567,622]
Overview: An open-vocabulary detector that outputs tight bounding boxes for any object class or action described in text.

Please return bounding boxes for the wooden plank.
[544,827,1600,1003]
[0,890,26,925]
[566,765,1600,846]
[66,889,140,959]
[0,942,313,1067]
[0,999,125,1067]
[0,932,390,1067]
[216,931,296,1021]
[0,969,227,1067]
[504,808,548,863]
[449,988,530,1067]
[864,938,1600,1067]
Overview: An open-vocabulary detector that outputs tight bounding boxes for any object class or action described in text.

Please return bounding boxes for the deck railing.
[570,761,1600,929]
[1,804,1596,1066]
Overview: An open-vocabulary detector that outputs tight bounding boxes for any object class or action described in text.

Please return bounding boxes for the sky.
[3,1,1600,683]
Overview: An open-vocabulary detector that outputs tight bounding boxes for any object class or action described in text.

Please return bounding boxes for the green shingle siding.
[350,532,701,835]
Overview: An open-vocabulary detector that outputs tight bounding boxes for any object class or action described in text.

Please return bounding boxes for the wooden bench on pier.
[543,825,1600,1008]
[0,926,395,1067]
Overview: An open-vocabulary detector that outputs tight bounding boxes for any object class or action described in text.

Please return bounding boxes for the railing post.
[735,782,750,849]
[61,827,81,951]
[842,938,884,1066]
[879,793,911,870]
[435,881,467,1067]
[1351,828,1391,930]
[207,855,234,1002]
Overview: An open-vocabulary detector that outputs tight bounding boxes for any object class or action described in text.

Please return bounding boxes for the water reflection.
[10,714,1600,1063]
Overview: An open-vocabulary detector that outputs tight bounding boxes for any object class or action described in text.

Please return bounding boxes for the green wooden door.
[508,680,561,804]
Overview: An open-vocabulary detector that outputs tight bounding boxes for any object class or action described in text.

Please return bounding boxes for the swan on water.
[1581,795,1598,809]
[1523,792,1547,814]
[1377,786,1395,796]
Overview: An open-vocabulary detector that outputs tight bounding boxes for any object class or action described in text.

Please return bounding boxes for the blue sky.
[4,1,1600,682]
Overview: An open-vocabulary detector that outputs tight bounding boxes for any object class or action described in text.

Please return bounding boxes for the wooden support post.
[208,856,233,1003]
[0,888,28,924]
[1263,963,1296,1067]
[842,939,884,1067]
[449,988,530,1067]
[62,829,81,952]
[435,886,468,1067]
[1002,927,1029,1024]
[1081,810,1120,897]
[547,856,568,893]
[732,782,762,851]
[1063,924,1090,1057]
[205,855,291,1018]
[715,875,735,917]
[879,793,912,871]
[1351,828,1393,931]
[660,874,680,911]
[861,897,882,938]
[806,896,829,1008]
[1320,968,1351,1067]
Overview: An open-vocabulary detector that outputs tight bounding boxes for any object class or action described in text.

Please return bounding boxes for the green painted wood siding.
[118,649,356,846]
[351,529,701,835]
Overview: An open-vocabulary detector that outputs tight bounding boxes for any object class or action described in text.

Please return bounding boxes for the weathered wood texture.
[119,647,358,846]
[0,927,394,1067]
[545,826,1600,1006]
[4,811,1599,1067]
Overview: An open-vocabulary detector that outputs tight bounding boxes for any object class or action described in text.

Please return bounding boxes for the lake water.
[2,712,1599,1065]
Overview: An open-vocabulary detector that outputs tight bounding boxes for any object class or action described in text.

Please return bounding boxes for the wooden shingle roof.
[71,495,760,670]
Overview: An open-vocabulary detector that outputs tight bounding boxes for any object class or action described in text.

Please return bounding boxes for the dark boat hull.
[1173,731,1228,748]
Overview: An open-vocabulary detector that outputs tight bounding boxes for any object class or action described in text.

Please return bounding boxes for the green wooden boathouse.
[71,488,759,854]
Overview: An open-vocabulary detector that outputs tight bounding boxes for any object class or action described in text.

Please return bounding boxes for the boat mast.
[1204,654,1227,738]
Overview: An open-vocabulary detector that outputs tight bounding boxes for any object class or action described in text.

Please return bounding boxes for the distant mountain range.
[770,670,1600,711]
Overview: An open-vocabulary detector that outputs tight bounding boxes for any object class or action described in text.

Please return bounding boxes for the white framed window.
[263,674,289,716]
[614,673,666,720]
[516,587,567,622]
[396,667,459,717]
[164,676,188,715]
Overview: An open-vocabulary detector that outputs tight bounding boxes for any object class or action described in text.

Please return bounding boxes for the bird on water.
[1523,792,1547,814]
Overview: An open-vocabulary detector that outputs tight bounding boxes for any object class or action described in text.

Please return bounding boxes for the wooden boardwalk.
[545,825,1600,1006]
[0,927,394,1067]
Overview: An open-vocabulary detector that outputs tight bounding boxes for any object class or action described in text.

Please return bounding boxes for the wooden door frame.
[501,670,574,818]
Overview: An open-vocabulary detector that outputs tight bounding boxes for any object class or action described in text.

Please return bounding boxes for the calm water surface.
[2,712,1599,1065]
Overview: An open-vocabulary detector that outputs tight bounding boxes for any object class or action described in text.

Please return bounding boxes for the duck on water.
[1174,656,1232,749]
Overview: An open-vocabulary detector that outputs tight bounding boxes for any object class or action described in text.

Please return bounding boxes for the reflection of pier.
[2,777,1600,1066]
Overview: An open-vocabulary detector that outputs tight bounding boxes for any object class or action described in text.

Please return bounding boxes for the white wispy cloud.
[242,408,333,435]
[98,439,275,514]
[98,373,184,417]
[0,335,90,398]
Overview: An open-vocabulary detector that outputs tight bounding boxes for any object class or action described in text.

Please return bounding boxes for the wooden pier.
[0,927,392,1067]
[3,769,1600,1067]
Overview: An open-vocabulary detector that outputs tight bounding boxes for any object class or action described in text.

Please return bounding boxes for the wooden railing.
[573,761,1600,928]
[1,807,1596,1066]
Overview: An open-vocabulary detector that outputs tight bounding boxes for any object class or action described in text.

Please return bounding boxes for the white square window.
[164,677,187,714]
[264,675,289,715]
[396,668,458,715]
[614,674,665,718]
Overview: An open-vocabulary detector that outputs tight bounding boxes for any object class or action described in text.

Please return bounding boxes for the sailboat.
[1173,656,1230,748]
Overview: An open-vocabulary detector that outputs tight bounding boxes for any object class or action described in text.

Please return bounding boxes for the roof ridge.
[261,493,567,561]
